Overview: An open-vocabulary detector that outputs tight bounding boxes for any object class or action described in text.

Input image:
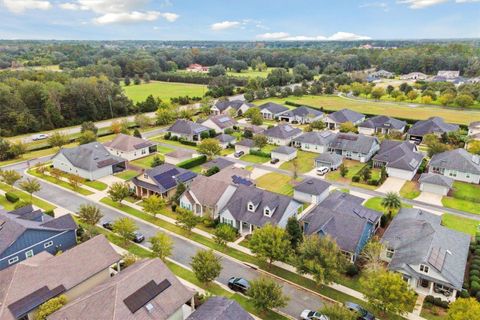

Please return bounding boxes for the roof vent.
[145,303,154,313]
[307,180,313,184]
[446,250,452,255]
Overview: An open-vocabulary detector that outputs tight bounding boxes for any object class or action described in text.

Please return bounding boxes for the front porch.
[412,277,457,302]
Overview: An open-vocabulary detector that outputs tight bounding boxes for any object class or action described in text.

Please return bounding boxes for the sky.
[0,0,479,40]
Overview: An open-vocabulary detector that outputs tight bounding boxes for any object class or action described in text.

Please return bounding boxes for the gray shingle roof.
[280,106,323,119]
[327,108,364,124]
[373,140,424,172]
[264,124,302,139]
[315,152,343,166]
[358,115,406,130]
[131,164,197,193]
[215,133,236,143]
[294,178,330,196]
[213,100,251,112]
[202,158,234,170]
[381,208,470,290]
[293,131,336,146]
[167,119,210,135]
[329,133,379,154]
[187,297,253,320]
[407,117,459,137]
[258,102,289,114]
[469,121,480,130]
[103,134,154,152]
[272,146,296,155]
[57,142,124,172]
[236,139,255,148]
[205,115,237,129]
[430,148,480,175]
[419,173,454,188]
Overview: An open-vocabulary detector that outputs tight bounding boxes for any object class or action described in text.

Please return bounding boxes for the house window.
[8,256,19,265]
[25,250,34,258]
[420,264,429,273]
[142,149,146,155]
[44,241,54,248]
[449,172,457,177]
[386,248,395,259]
[222,218,233,226]
[264,207,271,216]
[247,203,255,212]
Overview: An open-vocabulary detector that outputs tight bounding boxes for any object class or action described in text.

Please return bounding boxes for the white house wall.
[271,151,296,161]
[428,168,480,184]
[214,185,237,219]
[106,147,150,161]
[358,127,375,135]
[52,153,113,181]
[297,142,328,153]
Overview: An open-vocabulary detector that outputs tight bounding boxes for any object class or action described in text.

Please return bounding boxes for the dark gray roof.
[187,297,253,320]
[57,142,124,172]
[280,106,323,119]
[373,140,423,172]
[327,108,364,124]
[294,178,330,196]
[315,152,343,166]
[132,164,196,193]
[329,133,379,154]
[213,100,251,112]
[293,131,336,146]
[272,146,296,155]
[258,102,289,115]
[430,148,480,175]
[167,119,210,135]
[264,124,302,139]
[419,173,454,188]
[407,117,459,137]
[381,208,471,290]
[202,158,234,170]
[236,139,255,148]
[358,115,406,130]
[215,133,236,143]
[301,191,381,253]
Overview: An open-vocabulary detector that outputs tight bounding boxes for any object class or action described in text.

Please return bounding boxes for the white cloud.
[211,21,241,31]
[2,0,51,13]
[397,0,448,8]
[159,12,178,22]
[359,2,389,10]
[328,32,371,40]
[256,31,371,41]
[256,32,291,40]
[94,11,160,24]
[455,0,480,2]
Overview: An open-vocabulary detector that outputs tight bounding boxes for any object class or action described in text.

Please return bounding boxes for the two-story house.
[372,140,424,180]
[263,124,302,146]
[328,133,380,163]
[429,148,480,184]
[104,133,157,161]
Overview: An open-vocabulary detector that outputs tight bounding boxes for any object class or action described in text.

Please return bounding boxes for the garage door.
[421,183,448,196]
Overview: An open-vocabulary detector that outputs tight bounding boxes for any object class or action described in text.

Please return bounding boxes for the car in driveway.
[132,231,145,243]
[270,158,280,164]
[32,133,49,141]
[102,221,114,230]
[345,302,375,320]
[300,309,329,320]
[234,151,244,158]
[228,277,250,294]
[316,166,329,176]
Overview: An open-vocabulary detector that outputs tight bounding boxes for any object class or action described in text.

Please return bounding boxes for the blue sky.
[1,0,479,40]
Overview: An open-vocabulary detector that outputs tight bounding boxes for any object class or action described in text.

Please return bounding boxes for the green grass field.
[226,67,276,78]
[441,213,480,236]
[399,181,421,199]
[122,81,207,103]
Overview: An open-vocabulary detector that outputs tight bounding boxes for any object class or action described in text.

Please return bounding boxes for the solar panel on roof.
[176,171,196,182]
[218,116,230,123]
[123,280,171,314]
[8,285,66,319]
[428,247,447,271]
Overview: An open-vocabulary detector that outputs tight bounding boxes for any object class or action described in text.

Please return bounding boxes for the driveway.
[416,192,444,207]
[376,177,406,194]
[250,168,269,179]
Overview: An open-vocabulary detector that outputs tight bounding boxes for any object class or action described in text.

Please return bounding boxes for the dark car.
[270,158,280,164]
[345,302,375,320]
[102,221,114,230]
[228,277,250,294]
[132,231,145,243]
[234,151,245,158]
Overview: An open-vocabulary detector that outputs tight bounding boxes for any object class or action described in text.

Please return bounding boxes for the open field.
[122,81,207,103]
[254,95,480,125]
[226,67,277,78]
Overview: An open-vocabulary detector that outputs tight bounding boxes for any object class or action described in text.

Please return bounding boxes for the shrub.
[367,179,379,186]
[164,132,171,139]
[460,289,470,298]
[352,176,360,183]
[44,209,55,217]
[171,203,177,212]
[470,281,480,295]
[14,200,29,209]
[177,155,207,169]
[249,149,271,158]
[180,140,197,146]
[425,295,435,304]
[170,135,178,141]
[5,192,19,203]
[345,264,359,277]
[471,276,480,284]
[471,270,480,278]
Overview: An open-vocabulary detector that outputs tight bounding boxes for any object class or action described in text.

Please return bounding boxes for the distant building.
[358,115,407,136]
[258,102,289,120]
[277,106,324,124]
[211,100,253,117]
[370,69,394,79]
[201,115,237,133]
[437,70,460,79]
[186,63,209,72]
[400,72,428,81]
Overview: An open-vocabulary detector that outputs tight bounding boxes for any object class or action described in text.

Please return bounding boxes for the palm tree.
[381,192,401,220]
[19,178,41,203]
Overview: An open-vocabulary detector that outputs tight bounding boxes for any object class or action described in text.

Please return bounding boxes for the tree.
[0,170,22,190]
[247,277,289,313]
[112,217,138,245]
[149,232,173,261]
[134,113,151,128]
[133,74,141,85]
[214,223,237,247]
[133,128,142,138]
[339,164,348,178]
[172,182,186,204]
[19,178,41,202]
[81,121,98,135]
[77,204,103,226]
[142,194,166,217]
[447,298,480,320]
[253,134,268,149]
[309,120,326,131]
[361,166,371,182]
[68,174,83,190]
[249,224,292,267]
[360,239,385,272]
[381,192,401,218]
[244,108,263,125]
[468,140,480,155]
[339,122,357,133]
[110,120,122,134]
[371,87,385,100]
[34,295,67,320]
[150,155,164,167]
[208,64,226,77]
[455,94,474,108]
[190,249,222,285]
[427,141,450,157]
[143,72,151,83]
[285,216,303,250]
[48,132,69,148]
[78,130,97,145]
[197,138,222,160]
[360,269,416,316]
[205,166,220,176]
[296,234,347,285]
[407,90,419,101]
[319,304,357,320]
[107,182,131,206]
[124,76,131,86]
[156,108,176,125]
[175,207,200,233]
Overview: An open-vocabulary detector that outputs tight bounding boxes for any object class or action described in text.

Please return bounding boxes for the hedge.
[424,295,450,309]
[250,149,271,158]
[5,192,19,203]
[177,155,207,169]
[180,140,198,147]
[154,72,247,86]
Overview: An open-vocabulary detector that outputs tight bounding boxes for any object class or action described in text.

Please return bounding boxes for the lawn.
[116,170,139,181]
[150,136,198,150]
[399,181,420,199]
[441,213,480,236]
[255,172,295,196]
[28,169,93,196]
[450,181,480,203]
[0,195,15,211]
[157,145,175,154]
[122,81,207,103]
[279,150,318,173]
[131,153,164,169]
[325,160,365,182]
[240,154,269,164]
[83,180,108,191]
[363,196,412,214]
[442,197,480,215]
[0,182,56,211]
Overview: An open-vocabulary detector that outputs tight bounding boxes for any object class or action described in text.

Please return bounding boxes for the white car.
[32,133,49,141]
[316,166,329,176]
[300,310,329,320]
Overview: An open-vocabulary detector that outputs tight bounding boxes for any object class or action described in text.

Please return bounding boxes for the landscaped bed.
[27,168,94,196]
[363,196,412,214]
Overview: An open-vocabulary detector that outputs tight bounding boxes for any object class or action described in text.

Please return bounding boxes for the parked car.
[102,221,114,230]
[132,231,145,243]
[316,166,329,176]
[300,309,329,320]
[270,158,280,164]
[32,133,49,141]
[228,277,250,294]
[345,302,375,320]
[234,151,245,158]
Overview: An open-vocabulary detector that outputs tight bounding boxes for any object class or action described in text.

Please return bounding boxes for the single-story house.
[0,205,77,270]
[437,70,460,79]
[131,164,197,198]
[0,235,121,320]
[52,142,126,181]
[201,115,237,133]
[400,72,428,81]
[429,148,480,184]
[271,146,297,162]
[372,140,424,180]
[167,119,210,143]
[370,69,394,78]
[219,185,302,234]
[358,115,407,136]
[407,117,459,144]
[381,208,470,301]
[293,131,337,153]
[201,157,234,172]
[328,133,380,163]
[50,258,195,320]
[468,121,480,141]
[314,152,343,170]
[419,173,454,196]
[164,149,197,165]
[324,109,365,130]
[211,100,253,117]
[278,106,323,124]
[301,191,381,262]
[210,166,254,187]
[258,102,289,120]
[263,124,302,146]
[187,297,253,320]
[104,133,157,161]
[293,178,331,204]
[214,133,236,148]
[366,75,381,83]
[235,139,256,154]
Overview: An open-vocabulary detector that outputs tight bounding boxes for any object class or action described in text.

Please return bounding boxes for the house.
[104,133,156,161]
[400,72,428,81]
[372,140,424,180]
[186,63,209,72]
[277,106,323,124]
[49,258,195,320]
[0,235,121,320]
[314,152,343,170]
[468,121,480,141]
[218,185,302,234]
[0,205,77,270]
[258,102,289,120]
[381,208,470,301]
[235,139,256,154]
[131,164,197,198]
[293,131,337,153]
[293,178,331,204]
[187,297,254,320]
[201,115,237,133]
[370,69,394,78]
[329,133,380,163]
[242,124,265,135]
[419,173,454,196]
[407,117,459,144]
[263,124,302,146]
[366,75,381,83]
[210,166,254,187]
[429,148,480,184]
[164,149,198,165]
[52,142,126,181]
[211,100,253,117]
[215,133,236,148]
[201,157,234,172]
[437,70,460,79]
[324,109,365,130]
[167,120,210,143]
[271,146,297,162]
[358,115,407,136]
[179,175,237,218]
[468,77,480,84]
[301,191,381,262]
